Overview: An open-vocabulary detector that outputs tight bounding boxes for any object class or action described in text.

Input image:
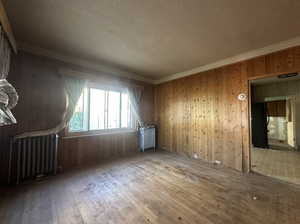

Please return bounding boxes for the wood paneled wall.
[155,63,248,171]
[155,46,300,172]
[59,132,138,170]
[266,101,286,117]
[0,51,154,184]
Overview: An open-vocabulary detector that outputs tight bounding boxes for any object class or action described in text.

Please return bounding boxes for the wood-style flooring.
[1,150,300,224]
[252,148,300,185]
[268,139,295,151]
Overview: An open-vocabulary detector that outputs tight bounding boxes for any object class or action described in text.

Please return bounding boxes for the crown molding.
[18,42,156,84]
[155,36,300,84]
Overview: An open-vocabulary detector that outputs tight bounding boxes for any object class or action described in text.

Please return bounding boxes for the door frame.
[247,70,300,173]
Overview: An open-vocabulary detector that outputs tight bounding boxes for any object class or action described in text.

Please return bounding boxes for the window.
[89,88,105,130]
[69,87,133,133]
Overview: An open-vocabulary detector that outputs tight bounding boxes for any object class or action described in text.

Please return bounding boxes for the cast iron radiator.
[8,134,58,184]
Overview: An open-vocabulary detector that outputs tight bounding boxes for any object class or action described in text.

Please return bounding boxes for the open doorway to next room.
[251,73,300,185]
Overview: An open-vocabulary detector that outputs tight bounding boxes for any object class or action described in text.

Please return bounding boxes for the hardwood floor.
[1,150,300,224]
[252,148,300,185]
[268,139,295,151]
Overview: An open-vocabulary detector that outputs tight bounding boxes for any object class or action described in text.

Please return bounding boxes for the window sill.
[63,129,137,139]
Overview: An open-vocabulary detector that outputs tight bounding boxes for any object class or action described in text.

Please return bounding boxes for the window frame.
[66,83,136,137]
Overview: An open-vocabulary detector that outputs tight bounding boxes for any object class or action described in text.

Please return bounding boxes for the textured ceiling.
[3,0,300,80]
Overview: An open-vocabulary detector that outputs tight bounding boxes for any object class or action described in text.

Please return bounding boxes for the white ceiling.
[3,0,300,83]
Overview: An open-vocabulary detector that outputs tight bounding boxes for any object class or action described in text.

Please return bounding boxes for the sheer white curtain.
[126,86,144,127]
[15,76,87,138]
[0,26,11,80]
[62,76,87,128]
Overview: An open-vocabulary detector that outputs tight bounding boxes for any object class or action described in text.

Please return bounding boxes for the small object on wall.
[139,125,156,152]
[238,93,247,101]
[278,72,298,79]
[214,160,221,165]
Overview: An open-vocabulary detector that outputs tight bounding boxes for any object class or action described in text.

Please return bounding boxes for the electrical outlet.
[214,160,221,165]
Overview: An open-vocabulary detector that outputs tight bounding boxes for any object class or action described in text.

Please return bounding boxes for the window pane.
[69,87,134,133]
[69,88,88,132]
[121,93,131,128]
[89,88,105,130]
[108,91,120,129]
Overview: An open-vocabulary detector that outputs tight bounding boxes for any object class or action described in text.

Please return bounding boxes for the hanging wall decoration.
[0,25,18,126]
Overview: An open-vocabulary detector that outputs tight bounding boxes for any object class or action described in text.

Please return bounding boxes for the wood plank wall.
[59,132,138,170]
[155,46,300,172]
[266,101,286,117]
[0,51,154,184]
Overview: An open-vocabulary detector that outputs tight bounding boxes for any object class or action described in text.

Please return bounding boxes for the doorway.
[250,73,300,185]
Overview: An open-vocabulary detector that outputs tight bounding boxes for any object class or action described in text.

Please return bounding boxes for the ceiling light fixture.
[278,72,299,79]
